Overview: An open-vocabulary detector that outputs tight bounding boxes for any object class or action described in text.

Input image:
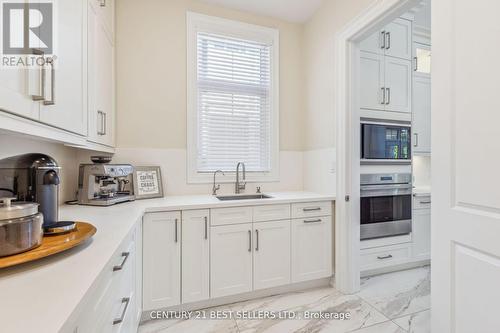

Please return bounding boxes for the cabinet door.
[88,0,115,146]
[359,30,384,55]
[181,209,210,303]
[360,51,385,111]
[384,56,412,113]
[413,76,431,153]
[384,18,412,60]
[413,42,431,77]
[253,220,291,290]
[210,223,253,298]
[143,212,181,311]
[291,217,332,283]
[412,209,431,260]
[39,0,85,135]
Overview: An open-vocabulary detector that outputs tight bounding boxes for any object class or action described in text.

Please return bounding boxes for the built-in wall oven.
[361,122,411,163]
[360,173,412,240]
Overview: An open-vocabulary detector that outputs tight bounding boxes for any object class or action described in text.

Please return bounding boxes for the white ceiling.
[199,0,324,23]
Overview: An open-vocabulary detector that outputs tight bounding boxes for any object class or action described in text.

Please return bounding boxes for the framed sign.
[133,166,164,199]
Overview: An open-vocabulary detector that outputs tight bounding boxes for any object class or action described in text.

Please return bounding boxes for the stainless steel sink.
[216,194,273,201]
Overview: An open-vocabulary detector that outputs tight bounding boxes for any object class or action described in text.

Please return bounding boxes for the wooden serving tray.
[0,222,96,269]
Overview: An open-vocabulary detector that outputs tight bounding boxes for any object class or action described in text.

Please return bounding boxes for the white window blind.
[196,32,272,172]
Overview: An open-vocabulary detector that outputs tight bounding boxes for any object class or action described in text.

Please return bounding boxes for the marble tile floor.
[139,265,430,333]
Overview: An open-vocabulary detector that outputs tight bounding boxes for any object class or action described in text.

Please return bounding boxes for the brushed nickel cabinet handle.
[204,216,208,240]
[419,201,431,204]
[248,230,252,252]
[303,207,321,212]
[385,87,390,105]
[380,31,386,49]
[414,56,418,71]
[414,133,419,147]
[97,111,104,135]
[113,252,130,271]
[377,254,393,260]
[102,112,108,135]
[385,32,391,50]
[304,219,322,223]
[174,219,178,243]
[381,87,386,104]
[255,229,259,251]
[113,297,130,325]
[43,57,55,105]
[31,49,46,101]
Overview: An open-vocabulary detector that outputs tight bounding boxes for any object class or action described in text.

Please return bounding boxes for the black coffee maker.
[0,153,75,234]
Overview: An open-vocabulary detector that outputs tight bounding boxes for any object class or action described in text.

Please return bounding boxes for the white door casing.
[335,0,422,294]
[432,0,500,332]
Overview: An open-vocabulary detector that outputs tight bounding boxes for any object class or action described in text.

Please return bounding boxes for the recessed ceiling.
[199,0,324,23]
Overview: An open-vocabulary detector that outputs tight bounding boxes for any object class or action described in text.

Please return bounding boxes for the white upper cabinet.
[360,52,385,111]
[0,67,40,120]
[360,51,411,114]
[360,18,412,60]
[384,19,412,60]
[384,56,412,113]
[87,0,115,146]
[181,209,210,304]
[413,75,431,153]
[253,220,291,290]
[143,212,181,311]
[39,0,86,135]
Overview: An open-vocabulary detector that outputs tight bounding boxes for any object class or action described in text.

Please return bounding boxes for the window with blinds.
[196,31,273,172]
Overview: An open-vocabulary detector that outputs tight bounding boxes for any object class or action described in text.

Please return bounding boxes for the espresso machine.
[0,153,75,234]
[77,161,135,206]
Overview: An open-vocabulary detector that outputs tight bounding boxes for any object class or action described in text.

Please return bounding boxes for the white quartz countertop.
[0,191,335,333]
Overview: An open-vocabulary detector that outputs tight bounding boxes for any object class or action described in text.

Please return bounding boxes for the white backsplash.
[413,155,431,187]
[78,148,304,196]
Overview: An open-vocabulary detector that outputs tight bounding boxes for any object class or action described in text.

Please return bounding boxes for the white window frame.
[186,12,280,184]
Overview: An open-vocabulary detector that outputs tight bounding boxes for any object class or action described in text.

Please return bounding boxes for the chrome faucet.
[235,162,246,194]
[212,170,225,195]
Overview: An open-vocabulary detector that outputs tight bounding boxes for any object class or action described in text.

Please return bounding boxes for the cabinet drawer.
[413,195,431,210]
[253,204,290,222]
[291,201,332,218]
[211,207,252,226]
[360,244,411,270]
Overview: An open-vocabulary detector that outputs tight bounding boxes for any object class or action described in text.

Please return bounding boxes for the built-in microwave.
[361,122,411,163]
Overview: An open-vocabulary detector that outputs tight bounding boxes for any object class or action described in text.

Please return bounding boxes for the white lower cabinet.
[291,216,332,283]
[210,223,253,298]
[141,201,334,312]
[181,209,210,303]
[412,196,431,260]
[253,220,291,290]
[72,227,139,333]
[143,211,181,310]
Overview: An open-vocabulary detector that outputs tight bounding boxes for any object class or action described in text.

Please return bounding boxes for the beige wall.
[116,0,305,151]
[303,0,375,150]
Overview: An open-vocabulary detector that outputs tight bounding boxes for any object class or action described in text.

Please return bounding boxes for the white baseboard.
[140,277,333,322]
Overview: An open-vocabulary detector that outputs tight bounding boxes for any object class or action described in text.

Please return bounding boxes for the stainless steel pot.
[0,197,43,257]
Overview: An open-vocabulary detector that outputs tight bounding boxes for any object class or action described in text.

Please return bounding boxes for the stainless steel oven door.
[360,184,412,240]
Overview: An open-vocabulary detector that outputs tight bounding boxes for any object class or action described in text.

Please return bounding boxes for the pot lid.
[0,197,39,220]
